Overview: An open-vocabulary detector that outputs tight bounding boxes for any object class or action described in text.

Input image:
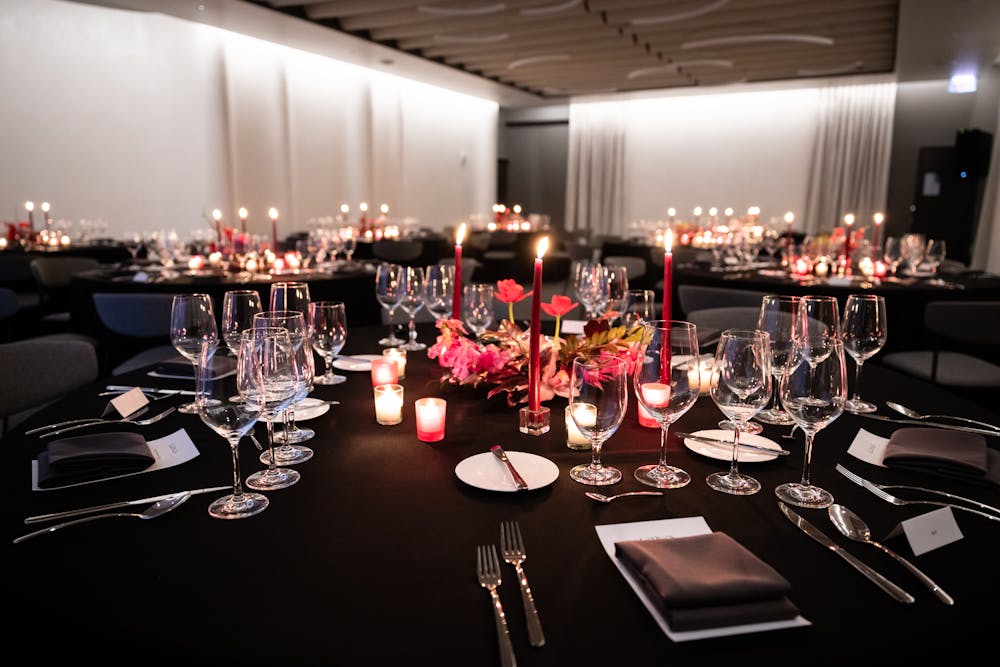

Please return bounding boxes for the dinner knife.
[856,414,998,437]
[778,502,915,604]
[106,385,197,396]
[490,445,529,491]
[675,432,791,456]
[24,487,229,524]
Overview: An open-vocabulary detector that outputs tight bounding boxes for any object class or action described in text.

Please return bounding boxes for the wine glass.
[463,283,495,336]
[900,233,926,275]
[399,266,427,351]
[605,264,629,320]
[925,238,947,282]
[221,290,262,356]
[622,289,656,328]
[269,281,310,317]
[196,338,269,519]
[568,355,628,486]
[777,337,847,508]
[755,295,801,425]
[424,264,454,321]
[375,262,405,346]
[340,227,357,266]
[309,301,347,385]
[240,328,301,491]
[841,294,887,414]
[632,321,700,488]
[883,236,902,276]
[170,293,219,414]
[707,329,772,496]
[798,295,841,366]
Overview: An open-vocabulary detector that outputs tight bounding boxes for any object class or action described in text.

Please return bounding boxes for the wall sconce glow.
[948,71,977,94]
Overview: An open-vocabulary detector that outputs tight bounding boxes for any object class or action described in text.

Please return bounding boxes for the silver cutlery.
[24,486,229,524]
[828,503,954,605]
[499,521,545,647]
[98,389,181,400]
[13,492,191,544]
[25,406,151,435]
[885,402,1000,433]
[491,445,529,491]
[856,413,999,437]
[476,544,516,667]
[779,501,915,603]
[105,385,196,396]
[585,491,665,503]
[835,464,1000,517]
[837,467,1000,523]
[675,432,791,456]
[39,407,176,438]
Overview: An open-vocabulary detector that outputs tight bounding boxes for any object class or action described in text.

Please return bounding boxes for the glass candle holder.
[383,347,407,379]
[637,403,659,428]
[374,384,404,425]
[415,397,446,442]
[565,404,594,450]
[370,358,399,387]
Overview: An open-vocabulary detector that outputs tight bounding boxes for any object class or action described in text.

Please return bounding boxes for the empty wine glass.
[798,295,841,366]
[883,236,902,276]
[375,262,405,346]
[399,266,427,351]
[309,301,347,385]
[632,321,700,488]
[340,227,357,266]
[463,283,494,336]
[777,337,847,509]
[569,355,628,486]
[925,238,947,281]
[573,261,608,319]
[900,233,926,275]
[170,293,219,414]
[269,281,310,317]
[424,264,454,321]
[221,290,262,356]
[755,295,801,425]
[196,338,268,519]
[622,289,656,328]
[605,264,629,320]
[707,329,772,496]
[841,294,887,413]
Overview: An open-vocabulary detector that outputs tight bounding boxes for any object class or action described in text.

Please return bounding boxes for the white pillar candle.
[374,384,404,425]
[565,403,596,450]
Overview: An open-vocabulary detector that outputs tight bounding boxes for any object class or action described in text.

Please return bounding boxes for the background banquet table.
[7,323,998,666]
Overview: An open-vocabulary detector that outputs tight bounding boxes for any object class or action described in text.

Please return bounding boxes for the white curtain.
[565,102,626,236]
[803,82,896,234]
[970,103,1000,273]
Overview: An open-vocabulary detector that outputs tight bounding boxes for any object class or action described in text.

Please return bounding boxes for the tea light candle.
[687,358,713,394]
[188,255,206,271]
[374,384,404,425]
[638,403,660,428]
[640,382,671,408]
[415,397,446,441]
[371,357,399,387]
[383,348,407,379]
[566,403,596,449]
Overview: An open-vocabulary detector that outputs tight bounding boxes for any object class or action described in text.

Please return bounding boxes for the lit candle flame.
[709,207,718,216]
[268,207,278,220]
[212,209,222,221]
[455,223,466,246]
[873,212,884,224]
[25,201,33,212]
[340,203,350,214]
[380,203,389,214]
[724,207,734,217]
[667,207,676,217]
[536,236,549,259]
[41,202,50,213]
[784,212,794,224]
[239,207,248,219]
[844,213,855,226]
[693,206,702,216]
[513,204,522,214]
[359,202,368,212]
[748,205,760,216]
[665,228,673,254]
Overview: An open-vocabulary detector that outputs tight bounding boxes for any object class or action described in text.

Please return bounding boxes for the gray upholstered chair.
[677,285,770,317]
[604,255,648,282]
[684,306,762,349]
[29,256,101,326]
[373,240,424,264]
[92,292,179,375]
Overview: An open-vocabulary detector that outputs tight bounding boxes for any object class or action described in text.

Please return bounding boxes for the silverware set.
[34,406,177,438]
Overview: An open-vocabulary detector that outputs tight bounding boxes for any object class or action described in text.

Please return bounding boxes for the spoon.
[827,503,954,605]
[885,402,1000,432]
[13,492,191,544]
[586,491,664,503]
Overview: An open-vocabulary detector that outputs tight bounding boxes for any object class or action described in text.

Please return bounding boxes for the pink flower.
[495,279,532,304]
[540,295,577,318]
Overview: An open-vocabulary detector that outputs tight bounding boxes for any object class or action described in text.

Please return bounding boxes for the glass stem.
[852,359,864,402]
[658,424,670,469]
[768,377,781,412]
[325,353,335,382]
[801,432,815,486]
[265,419,277,471]
[229,437,244,498]
[409,317,417,342]
[729,423,742,475]
[590,440,604,471]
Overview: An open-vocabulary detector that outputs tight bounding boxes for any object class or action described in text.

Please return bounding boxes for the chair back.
[0,287,17,321]
[29,257,101,289]
[678,285,769,316]
[373,240,423,264]
[604,256,647,281]
[0,338,98,420]
[685,307,763,339]
[92,292,176,337]
[924,301,1000,346]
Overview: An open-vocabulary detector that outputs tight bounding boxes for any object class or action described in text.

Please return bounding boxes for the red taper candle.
[452,223,466,319]
[528,236,549,412]
[268,207,279,251]
[662,229,673,322]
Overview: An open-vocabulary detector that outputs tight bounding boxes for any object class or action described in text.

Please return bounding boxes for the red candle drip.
[528,238,548,412]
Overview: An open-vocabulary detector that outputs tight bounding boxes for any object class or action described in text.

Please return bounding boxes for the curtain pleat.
[565,102,625,235]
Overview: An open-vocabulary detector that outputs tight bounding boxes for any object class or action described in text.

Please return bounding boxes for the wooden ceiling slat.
[328,0,560,30]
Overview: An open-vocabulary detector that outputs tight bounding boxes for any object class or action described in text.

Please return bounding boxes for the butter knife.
[779,502,915,603]
[857,414,999,437]
[675,432,791,456]
[24,486,229,524]
[491,445,529,490]
[105,385,197,396]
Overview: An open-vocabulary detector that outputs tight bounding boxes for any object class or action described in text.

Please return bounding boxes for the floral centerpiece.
[427,280,645,407]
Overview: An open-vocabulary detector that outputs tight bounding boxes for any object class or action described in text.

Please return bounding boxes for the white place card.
[110,387,149,419]
[561,319,586,335]
[885,507,964,556]
[847,429,890,467]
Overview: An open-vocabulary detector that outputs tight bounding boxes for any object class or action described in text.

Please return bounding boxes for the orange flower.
[541,295,578,318]
[496,279,532,323]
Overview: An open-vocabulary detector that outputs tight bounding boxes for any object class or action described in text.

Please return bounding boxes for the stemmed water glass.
[463,283,495,336]
[399,266,427,350]
[605,264,629,321]
[925,239,947,283]
[755,295,801,425]
[622,289,656,328]
[270,281,310,316]
[221,290,262,356]
[424,264,454,321]
[240,328,300,491]
[841,294,887,413]
[170,293,219,414]
[340,227,357,267]
[375,262,405,346]
[777,337,847,508]
[707,329,772,496]
[900,233,926,275]
[799,295,841,366]
[632,321,700,488]
[309,301,347,385]
[883,237,902,276]
[196,338,269,519]
[568,355,628,486]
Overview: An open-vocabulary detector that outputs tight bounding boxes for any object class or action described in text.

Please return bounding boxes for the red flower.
[541,295,578,318]
[495,279,532,304]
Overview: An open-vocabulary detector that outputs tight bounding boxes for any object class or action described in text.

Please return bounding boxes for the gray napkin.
[883,427,1000,488]
[36,432,155,488]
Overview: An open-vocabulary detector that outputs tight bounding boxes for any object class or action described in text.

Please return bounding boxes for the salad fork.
[500,521,545,647]
[26,406,151,435]
[476,544,516,667]
[835,464,1000,517]
[39,407,177,439]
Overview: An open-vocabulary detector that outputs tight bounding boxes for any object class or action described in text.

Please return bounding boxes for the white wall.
[0,0,498,239]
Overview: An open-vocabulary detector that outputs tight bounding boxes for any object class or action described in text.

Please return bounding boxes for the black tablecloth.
[7,324,999,665]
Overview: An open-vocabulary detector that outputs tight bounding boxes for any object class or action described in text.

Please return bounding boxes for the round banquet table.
[7,323,999,666]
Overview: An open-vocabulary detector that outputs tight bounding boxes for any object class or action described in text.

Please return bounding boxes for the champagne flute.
[569,355,628,486]
[463,283,495,336]
[632,321,700,488]
[707,329,772,496]
[755,295,801,425]
[269,281,310,317]
[221,290,262,356]
[622,289,656,328]
[309,301,347,385]
[399,266,427,351]
[777,337,847,508]
[841,294,887,414]
[170,293,219,414]
[254,310,314,462]
[196,338,269,519]
[424,264,454,321]
[375,262,405,346]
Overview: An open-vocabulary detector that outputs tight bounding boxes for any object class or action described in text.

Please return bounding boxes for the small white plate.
[332,354,381,371]
[292,398,331,421]
[455,451,559,492]
[683,429,783,463]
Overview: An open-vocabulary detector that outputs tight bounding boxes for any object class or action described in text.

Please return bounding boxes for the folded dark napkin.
[152,354,236,378]
[36,432,155,489]
[883,427,1000,489]
[615,532,799,632]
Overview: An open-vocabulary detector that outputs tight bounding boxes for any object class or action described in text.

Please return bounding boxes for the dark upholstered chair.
[677,285,770,318]
[92,292,178,375]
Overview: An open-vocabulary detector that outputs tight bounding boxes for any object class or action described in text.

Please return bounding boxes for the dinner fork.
[39,407,177,439]
[499,521,545,647]
[25,406,151,435]
[835,464,1000,517]
[476,544,516,667]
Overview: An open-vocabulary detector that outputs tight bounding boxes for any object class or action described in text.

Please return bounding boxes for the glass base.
[719,419,763,435]
[208,492,269,520]
[178,401,199,414]
[635,465,690,489]
[274,426,314,444]
[845,398,877,414]
[245,467,300,491]
[755,408,796,425]
[401,341,426,351]
[706,471,761,495]
[314,374,347,385]
[379,335,405,346]
[775,482,834,509]
[570,463,622,486]
[260,445,313,466]
[519,406,551,435]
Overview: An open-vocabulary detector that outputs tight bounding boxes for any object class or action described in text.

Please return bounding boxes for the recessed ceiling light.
[682,34,834,49]
[418,3,506,17]
[797,60,863,76]
[627,60,733,79]
[507,54,571,70]
[631,0,730,26]
[948,70,978,93]
[520,0,581,16]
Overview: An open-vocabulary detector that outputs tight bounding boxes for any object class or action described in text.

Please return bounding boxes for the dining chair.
[29,256,101,328]
[684,306,762,348]
[677,285,770,318]
[604,256,647,282]
[92,292,179,375]
[373,240,424,265]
